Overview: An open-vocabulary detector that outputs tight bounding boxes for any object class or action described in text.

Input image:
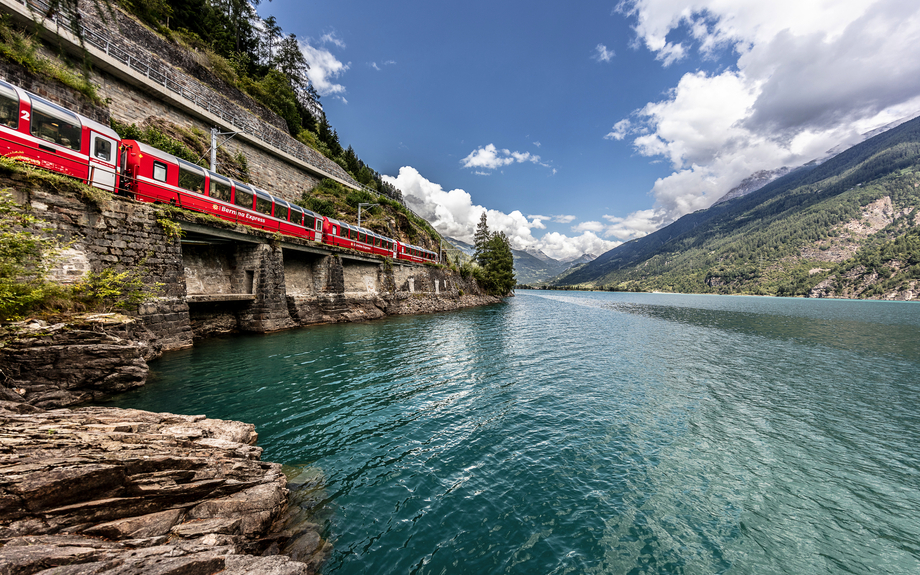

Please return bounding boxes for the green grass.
[0,15,103,106]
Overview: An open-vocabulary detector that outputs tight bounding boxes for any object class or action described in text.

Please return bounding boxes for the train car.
[322,217,397,258]
[0,78,440,265]
[119,139,323,241]
[0,78,120,191]
[396,241,439,264]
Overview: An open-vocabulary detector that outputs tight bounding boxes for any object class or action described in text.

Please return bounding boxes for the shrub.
[71,267,162,312]
[0,189,67,320]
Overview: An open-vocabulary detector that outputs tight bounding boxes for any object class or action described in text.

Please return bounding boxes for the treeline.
[585,168,920,296]
[113,0,399,197]
[560,165,920,297]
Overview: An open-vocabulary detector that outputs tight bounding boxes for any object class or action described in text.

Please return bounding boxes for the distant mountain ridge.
[444,236,597,285]
[554,113,920,300]
[710,113,920,207]
[711,168,791,206]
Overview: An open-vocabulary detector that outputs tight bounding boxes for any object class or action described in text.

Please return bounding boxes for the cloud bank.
[383,167,619,260]
[607,0,920,239]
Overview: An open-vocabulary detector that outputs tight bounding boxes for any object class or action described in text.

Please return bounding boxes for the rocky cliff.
[0,405,328,574]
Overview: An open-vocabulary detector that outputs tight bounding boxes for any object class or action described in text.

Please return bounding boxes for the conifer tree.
[474,212,491,266]
[481,231,516,296]
[472,214,515,296]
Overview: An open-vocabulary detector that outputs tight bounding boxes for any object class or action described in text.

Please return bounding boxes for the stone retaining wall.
[3,172,497,355]
[4,172,195,358]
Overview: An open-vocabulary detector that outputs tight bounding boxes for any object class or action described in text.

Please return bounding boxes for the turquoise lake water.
[101,291,920,574]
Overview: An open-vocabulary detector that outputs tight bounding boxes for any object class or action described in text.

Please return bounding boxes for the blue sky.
[258,0,920,259]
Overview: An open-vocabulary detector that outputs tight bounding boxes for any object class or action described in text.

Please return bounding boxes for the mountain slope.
[555,115,920,299]
[512,250,572,284]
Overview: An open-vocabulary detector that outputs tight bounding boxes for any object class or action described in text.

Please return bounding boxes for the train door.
[0,81,25,157]
[88,131,117,191]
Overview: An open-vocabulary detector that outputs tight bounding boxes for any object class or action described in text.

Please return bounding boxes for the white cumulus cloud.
[383,167,619,260]
[572,221,606,233]
[320,31,346,49]
[593,44,616,62]
[300,38,350,98]
[528,214,578,224]
[461,144,544,171]
[607,0,920,239]
[604,119,633,141]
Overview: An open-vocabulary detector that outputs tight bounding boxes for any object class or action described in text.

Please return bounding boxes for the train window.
[178,162,206,193]
[209,174,232,203]
[275,203,289,221]
[92,136,112,162]
[290,208,304,226]
[152,161,167,182]
[0,83,19,129]
[30,99,81,150]
[255,194,273,216]
[234,183,253,209]
[305,214,316,229]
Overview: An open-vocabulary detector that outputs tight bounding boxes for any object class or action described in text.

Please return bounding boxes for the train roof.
[131,140,183,166]
[0,78,119,141]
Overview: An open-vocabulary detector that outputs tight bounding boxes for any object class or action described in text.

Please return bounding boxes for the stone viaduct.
[0,0,493,359]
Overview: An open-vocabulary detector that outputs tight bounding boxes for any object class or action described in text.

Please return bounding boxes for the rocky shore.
[0,296,502,574]
[0,405,328,575]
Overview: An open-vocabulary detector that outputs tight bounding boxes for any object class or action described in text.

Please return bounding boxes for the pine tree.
[472,214,515,296]
[262,16,282,65]
[481,232,516,296]
[473,212,491,266]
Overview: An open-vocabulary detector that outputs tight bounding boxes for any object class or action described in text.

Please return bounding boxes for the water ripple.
[101,292,920,574]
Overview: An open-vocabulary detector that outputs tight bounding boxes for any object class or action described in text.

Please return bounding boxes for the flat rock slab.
[0,406,328,574]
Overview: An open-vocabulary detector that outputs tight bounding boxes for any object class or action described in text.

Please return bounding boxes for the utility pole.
[210,128,240,172]
[357,203,378,228]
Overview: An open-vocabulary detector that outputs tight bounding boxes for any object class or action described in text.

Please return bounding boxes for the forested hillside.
[555,115,920,299]
[112,0,399,197]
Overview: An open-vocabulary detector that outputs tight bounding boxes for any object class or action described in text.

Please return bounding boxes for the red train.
[0,78,439,264]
